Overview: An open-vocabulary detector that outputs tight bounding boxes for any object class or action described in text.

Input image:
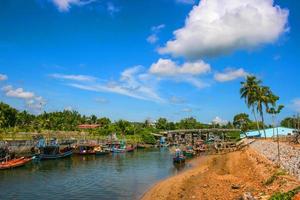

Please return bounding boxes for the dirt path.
[142,148,300,200]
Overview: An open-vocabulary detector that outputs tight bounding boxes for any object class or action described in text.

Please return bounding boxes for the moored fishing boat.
[173,148,185,164]
[0,157,32,170]
[126,145,136,152]
[183,145,195,158]
[74,144,99,155]
[37,138,73,160]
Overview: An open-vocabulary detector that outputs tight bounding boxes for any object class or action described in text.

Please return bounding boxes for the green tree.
[233,113,251,133]
[155,118,168,130]
[240,76,262,135]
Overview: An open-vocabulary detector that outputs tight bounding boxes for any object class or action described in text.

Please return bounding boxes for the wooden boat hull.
[0,157,32,170]
[173,156,186,164]
[39,150,73,160]
[95,151,110,155]
[111,148,126,153]
[126,147,135,152]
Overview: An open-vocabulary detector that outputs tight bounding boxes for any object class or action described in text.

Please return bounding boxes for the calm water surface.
[0,148,190,200]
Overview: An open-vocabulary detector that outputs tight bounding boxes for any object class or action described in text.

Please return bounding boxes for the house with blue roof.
[240,127,296,138]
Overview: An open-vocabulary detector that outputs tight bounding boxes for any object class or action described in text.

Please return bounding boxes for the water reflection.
[0,148,190,200]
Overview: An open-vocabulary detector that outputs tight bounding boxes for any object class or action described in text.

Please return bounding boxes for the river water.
[0,148,190,200]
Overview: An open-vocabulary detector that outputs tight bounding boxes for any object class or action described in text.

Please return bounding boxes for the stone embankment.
[251,140,300,180]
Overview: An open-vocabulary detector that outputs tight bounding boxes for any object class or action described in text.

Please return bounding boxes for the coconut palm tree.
[240,76,262,135]
[256,86,273,139]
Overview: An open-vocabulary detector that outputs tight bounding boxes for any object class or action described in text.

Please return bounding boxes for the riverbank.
[142,147,300,200]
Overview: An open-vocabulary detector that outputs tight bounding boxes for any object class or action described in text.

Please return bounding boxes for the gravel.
[250,140,300,180]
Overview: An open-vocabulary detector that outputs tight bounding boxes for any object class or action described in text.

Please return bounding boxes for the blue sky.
[0,0,299,124]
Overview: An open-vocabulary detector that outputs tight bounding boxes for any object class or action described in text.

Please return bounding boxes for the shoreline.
[141,147,300,200]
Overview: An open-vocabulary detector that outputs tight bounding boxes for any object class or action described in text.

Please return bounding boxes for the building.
[241,127,296,138]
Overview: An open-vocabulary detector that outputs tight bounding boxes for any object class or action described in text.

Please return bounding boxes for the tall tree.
[240,76,262,135]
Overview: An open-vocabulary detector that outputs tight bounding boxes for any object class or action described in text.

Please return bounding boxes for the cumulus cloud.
[52,0,95,12]
[2,85,46,112]
[159,0,289,59]
[214,68,248,82]
[49,73,96,82]
[212,116,228,125]
[147,24,165,44]
[149,58,210,76]
[148,58,210,88]
[2,85,35,99]
[0,74,8,81]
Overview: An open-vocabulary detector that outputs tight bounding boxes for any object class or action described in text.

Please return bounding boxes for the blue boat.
[173,149,186,164]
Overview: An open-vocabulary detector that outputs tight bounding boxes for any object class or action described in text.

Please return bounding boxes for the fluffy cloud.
[52,0,95,12]
[291,99,300,112]
[149,58,210,76]
[214,68,248,82]
[212,116,228,125]
[2,85,46,112]
[49,73,96,82]
[159,0,289,59]
[149,58,210,88]
[182,108,192,113]
[0,74,8,81]
[2,85,35,99]
[147,24,165,44]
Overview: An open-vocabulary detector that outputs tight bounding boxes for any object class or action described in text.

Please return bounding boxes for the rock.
[242,192,256,200]
[232,184,241,190]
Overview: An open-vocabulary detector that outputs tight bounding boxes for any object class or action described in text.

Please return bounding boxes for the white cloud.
[291,99,300,112]
[149,58,211,89]
[212,116,228,125]
[159,0,289,59]
[49,73,96,82]
[0,74,8,81]
[2,85,46,112]
[214,68,248,82]
[52,0,95,12]
[176,0,195,5]
[147,24,165,44]
[149,58,210,76]
[64,106,73,111]
[2,85,35,99]
[68,66,164,103]
[147,34,158,44]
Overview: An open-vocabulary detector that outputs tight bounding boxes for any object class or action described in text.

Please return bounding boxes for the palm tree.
[240,76,261,135]
[256,86,273,139]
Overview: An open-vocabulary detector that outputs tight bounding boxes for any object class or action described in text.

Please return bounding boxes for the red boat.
[126,146,136,152]
[0,157,32,170]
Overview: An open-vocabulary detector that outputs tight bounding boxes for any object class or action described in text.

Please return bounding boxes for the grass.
[269,186,300,200]
[264,170,287,186]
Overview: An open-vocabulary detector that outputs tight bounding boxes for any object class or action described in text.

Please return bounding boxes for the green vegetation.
[240,76,284,138]
[0,102,242,144]
[264,170,286,185]
[269,186,300,200]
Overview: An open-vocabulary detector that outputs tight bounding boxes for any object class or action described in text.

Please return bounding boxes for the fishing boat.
[0,157,32,170]
[173,148,186,164]
[183,145,195,158]
[126,145,136,152]
[111,140,127,153]
[37,138,73,160]
[74,144,100,155]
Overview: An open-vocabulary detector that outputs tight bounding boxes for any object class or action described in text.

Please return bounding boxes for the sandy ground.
[141,148,300,200]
